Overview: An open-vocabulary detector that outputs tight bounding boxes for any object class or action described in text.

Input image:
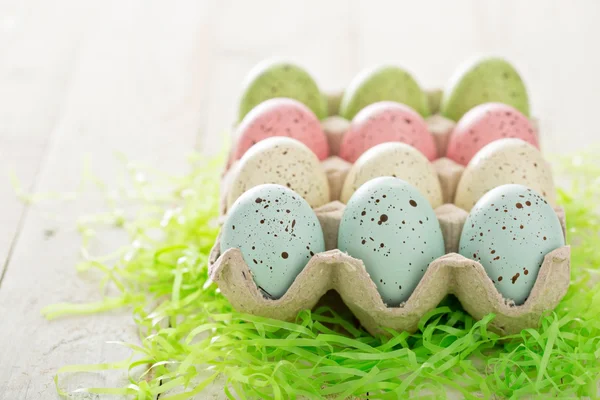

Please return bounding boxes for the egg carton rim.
[209,235,570,336]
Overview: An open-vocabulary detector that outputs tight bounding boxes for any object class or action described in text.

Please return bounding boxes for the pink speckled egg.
[233,98,329,160]
[446,102,538,165]
[339,101,437,163]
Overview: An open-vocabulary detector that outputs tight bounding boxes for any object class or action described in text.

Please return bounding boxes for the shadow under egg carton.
[209,200,570,336]
[214,91,566,335]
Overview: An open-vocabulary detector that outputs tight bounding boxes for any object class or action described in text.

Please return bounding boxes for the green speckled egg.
[338,177,445,306]
[459,184,564,305]
[339,65,430,120]
[221,184,325,299]
[441,57,530,121]
[237,59,327,121]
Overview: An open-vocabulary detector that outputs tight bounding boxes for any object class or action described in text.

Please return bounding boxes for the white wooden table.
[0,0,598,398]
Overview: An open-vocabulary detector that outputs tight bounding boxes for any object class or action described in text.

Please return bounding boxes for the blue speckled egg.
[338,177,445,306]
[459,184,565,304]
[220,184,325,299]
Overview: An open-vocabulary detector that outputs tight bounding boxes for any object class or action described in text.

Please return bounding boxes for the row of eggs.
[227,134,556,214]
[221,180,564,307]
[232,96,538,167]
[237,57,530,126]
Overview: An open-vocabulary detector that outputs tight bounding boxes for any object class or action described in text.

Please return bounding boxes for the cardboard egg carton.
[212,92,569,335]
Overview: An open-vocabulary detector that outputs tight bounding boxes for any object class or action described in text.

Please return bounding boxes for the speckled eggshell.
[227,137,330,209]
[339,101,437,163]
[339,65,430,120]
[341,142,443,208]
[455,138,556,211]
[446,102,539,166]
[459,184,565,305]
[233,98,330,161]
[338,177,445,306]
[237,59,327,121]
[221,184,325,299]
[441,57,530,121]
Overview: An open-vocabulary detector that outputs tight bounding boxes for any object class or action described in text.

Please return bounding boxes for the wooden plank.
[0,0,96,287]
[0,0,215,398]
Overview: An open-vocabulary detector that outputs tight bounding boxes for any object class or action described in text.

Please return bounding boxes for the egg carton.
[212,91,569,335]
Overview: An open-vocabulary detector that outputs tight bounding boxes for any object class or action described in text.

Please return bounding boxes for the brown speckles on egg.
[281,252,288,259]
[511,273,520,284]
[409,200,417,207]
[516,202,523,209]
[377,214,388,225]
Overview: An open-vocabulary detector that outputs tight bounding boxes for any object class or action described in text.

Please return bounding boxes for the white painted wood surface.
[0,0,598,398]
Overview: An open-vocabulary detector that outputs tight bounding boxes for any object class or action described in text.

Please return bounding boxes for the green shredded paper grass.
[37,150,600,399]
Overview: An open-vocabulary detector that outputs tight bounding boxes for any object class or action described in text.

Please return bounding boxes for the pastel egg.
[339,101,437,163]
[446,102,539,165]
[341,142,443,208]
[441,56,530,121]
[338,177,445,306]
[454,138,556,211]
[340,65,430,120]
[459,184,565,305]
[237,59,327,122]
[227,137,330,209]
[233,98,330,161]
[221,184,325,299]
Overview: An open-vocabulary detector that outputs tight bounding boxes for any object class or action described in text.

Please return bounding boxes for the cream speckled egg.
[454,138,556,211]
[340,142,443,208]
[227,137,330,209]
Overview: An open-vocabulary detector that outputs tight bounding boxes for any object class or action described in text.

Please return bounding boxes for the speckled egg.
[454,138,556,211]
[339,101,437,163]
[340,65,430,120]
[338,177,445,306]
[446,103,538,165]
[459,184,565,305]
[237,59,327,121]
[441,57,530,121]
[341,142,443,208]
[227,137,330,209]
[221,184,325,299]
[233,98,330,161]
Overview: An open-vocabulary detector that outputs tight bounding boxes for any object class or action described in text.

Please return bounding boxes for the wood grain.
[0,0,598,398]
[0,0,213,397]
